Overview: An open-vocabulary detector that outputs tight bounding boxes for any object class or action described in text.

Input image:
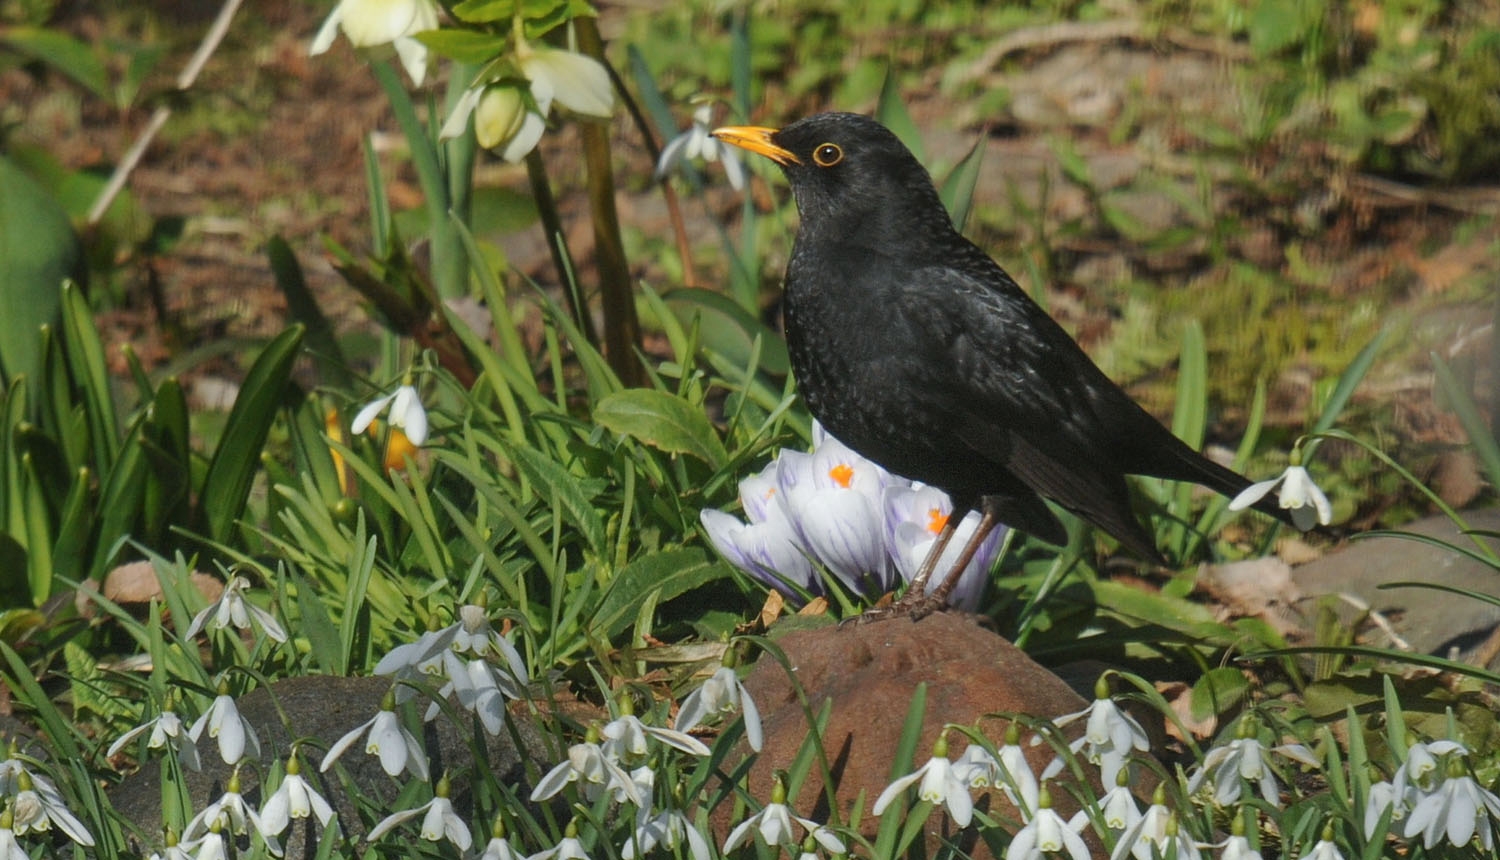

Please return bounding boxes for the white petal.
[872,769,925,815]
[309,7,343,56]
[351,392,394,435]
[1227,477,1278,512]
[440,87,484,141]
[501,111,547,163]
[521,48,613,118]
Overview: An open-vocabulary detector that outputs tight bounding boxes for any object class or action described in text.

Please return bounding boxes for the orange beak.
[711,125,801,165]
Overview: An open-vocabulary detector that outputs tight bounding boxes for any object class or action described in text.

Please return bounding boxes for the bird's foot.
[840,592,948,626]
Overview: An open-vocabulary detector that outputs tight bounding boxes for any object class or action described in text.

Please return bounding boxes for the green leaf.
[60,280,119,472]
[663,287,790,376]
[411,29,509,64]
[198,326,305,544]
[0,156,79,386]
[593,389,728,467]
[874,69,925,163]
[590,549,729,639]
[1432,353,1500,496]
[269,236,348,389]
[451,0,517,23]
[1189,667,1249,722]
[508,445,607,556]
[939,136,985,232]
[0,27,110,101]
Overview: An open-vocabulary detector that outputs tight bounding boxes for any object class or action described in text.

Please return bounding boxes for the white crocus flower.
[675,661,763,752]
[722,777,845,854]
[1228,448,1331,531]
[259,753,336,836]
[366,775,471,851]
[1403,756,1500,850]
[1044,676,1150,786]
[1006,788,1089,860]
[320,695,429,779]
[873,734,973,827]
[882,483,1004,611]
[309,0,440,85]
[775,438,897,595]
[351,383,428,446]
[107,704,202,771]
[184,575,287,643]
[656,102,746,190]
[189,686,260,766]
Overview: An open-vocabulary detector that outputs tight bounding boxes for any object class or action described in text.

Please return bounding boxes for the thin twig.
[87,0,246,225]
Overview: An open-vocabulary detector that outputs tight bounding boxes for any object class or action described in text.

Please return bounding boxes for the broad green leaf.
[140,377,191,546]
[0,27,109,100]
[50,467,92,585]
[875,70,925,163]
[590,549,730,639]
[1189,666,1249,722]
[198,326,305,545]
[939,136,985,232]
[269,236,348,389]
[593,389,728,467]
[0,156,79,387]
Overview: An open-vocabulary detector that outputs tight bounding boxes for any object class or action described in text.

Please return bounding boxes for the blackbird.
[713,113,1296,609]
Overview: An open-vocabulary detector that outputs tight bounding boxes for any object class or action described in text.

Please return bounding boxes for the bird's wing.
[898,260,1170,557]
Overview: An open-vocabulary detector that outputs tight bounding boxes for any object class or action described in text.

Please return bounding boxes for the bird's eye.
[813,143,843,167]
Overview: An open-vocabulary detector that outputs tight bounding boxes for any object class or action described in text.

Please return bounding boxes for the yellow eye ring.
[813,143,843,167]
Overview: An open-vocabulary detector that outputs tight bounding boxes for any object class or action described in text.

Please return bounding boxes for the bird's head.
[713,113,952,245]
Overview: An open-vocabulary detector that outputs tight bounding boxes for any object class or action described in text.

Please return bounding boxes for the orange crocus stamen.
[926,507,949,535]
[828,463,854,488]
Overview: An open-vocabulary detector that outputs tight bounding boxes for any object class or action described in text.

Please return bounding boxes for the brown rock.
[722,613,1091,856]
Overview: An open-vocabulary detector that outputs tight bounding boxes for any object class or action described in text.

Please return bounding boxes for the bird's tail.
[1143,439,1300,531]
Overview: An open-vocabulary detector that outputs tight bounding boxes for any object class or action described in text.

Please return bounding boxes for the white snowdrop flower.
[530,728,643,806]
[1109,784,1173,860]
[1295,823,1346,860]
[722,777,845,855]
[351,382,428,446]
[675,661,762,752]
[259,752,336,836]
[1402,754,1500,850]
[184,575,287,643]
[656,102,745,190]
[1363,780,1406,838]
[1045,675,1150,786]
[1228,445,1331,531]
[188,684,260,766]
[319,693,429,779]
[1006,787,1089,860]
[183,770,281,855]
[624,805,711,860]
[527,820,592,860]
[366,774,471,851]
[8,770,95,846]
[308,0,440,86]
[872,733,974,827]
[107,701,203,771]
[1186,717,1317,806]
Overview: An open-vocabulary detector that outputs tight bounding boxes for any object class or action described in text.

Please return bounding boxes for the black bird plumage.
[715,113,1293,575]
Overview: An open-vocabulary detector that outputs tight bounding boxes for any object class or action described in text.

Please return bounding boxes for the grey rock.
[1292,509,1500,668]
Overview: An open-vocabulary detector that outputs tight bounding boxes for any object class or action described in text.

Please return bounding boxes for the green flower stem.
[575,15,644,387]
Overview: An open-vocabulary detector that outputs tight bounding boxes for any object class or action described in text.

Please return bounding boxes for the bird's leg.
[926,509,1001,607]
[900,514,960,598]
